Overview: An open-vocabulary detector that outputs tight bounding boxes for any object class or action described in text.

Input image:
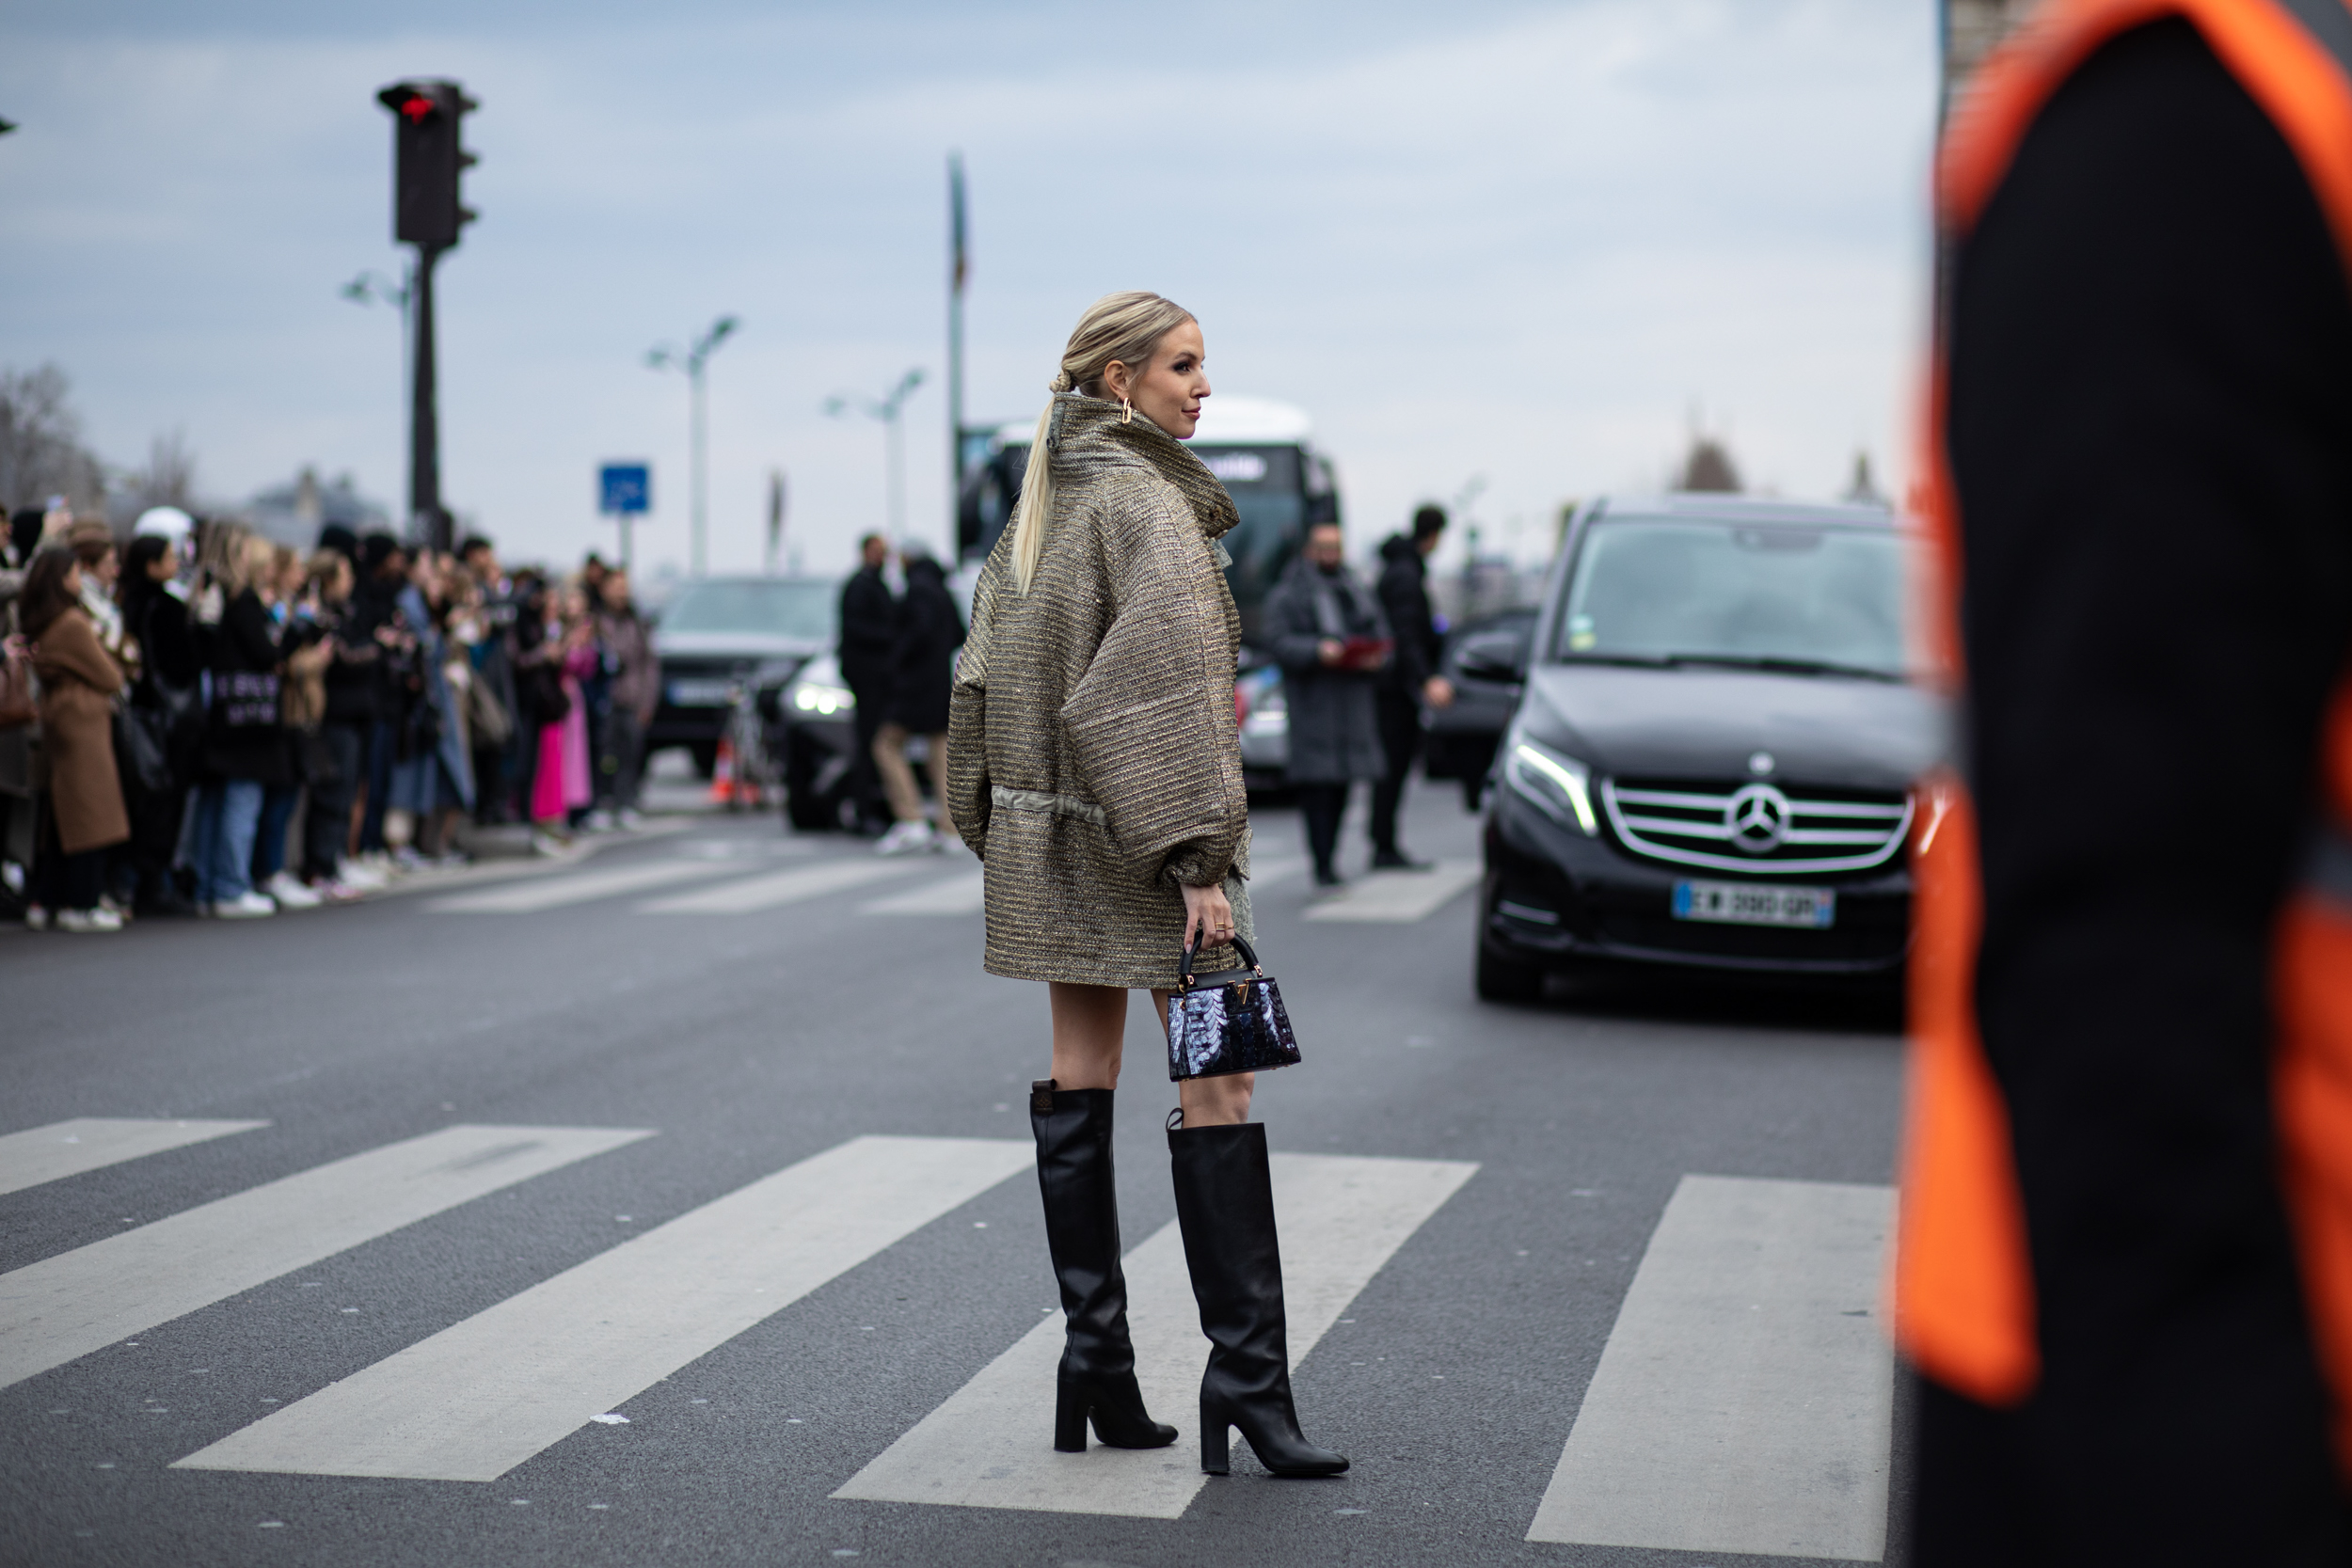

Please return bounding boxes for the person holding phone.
[1265,521,1391,888]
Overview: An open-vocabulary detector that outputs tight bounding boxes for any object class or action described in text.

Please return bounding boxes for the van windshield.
[1552,519,1909,678]
[660,579,836,641]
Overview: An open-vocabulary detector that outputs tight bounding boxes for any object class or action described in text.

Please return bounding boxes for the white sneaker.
[616,808,646,830]
[339,860,389,891]
[265,871,322,911]
[213,890,278,919]
[532,830,569,857]
[874,820,934,856]
[583,809,616,833]
[56,906,123,934]
[310,877,364,903]
[23,904,50,931]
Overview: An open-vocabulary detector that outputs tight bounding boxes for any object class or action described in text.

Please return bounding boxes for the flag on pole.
[949,153,968,294]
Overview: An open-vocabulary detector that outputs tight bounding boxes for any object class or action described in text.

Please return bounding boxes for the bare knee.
[1049,982,1128,1091]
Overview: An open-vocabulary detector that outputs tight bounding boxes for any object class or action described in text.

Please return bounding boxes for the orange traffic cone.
[708,736,737,805]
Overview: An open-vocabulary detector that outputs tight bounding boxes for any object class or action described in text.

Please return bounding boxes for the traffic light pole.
[376,78,475,556]
[408,242,449,552]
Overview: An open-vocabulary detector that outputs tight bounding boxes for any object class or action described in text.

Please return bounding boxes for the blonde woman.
[946,292,1346,1479]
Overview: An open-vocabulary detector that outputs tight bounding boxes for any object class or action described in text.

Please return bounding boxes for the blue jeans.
[190,779,264,905]
[253,784,300,884]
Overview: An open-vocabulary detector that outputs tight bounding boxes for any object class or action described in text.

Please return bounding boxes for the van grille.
[1599,777,1912,876]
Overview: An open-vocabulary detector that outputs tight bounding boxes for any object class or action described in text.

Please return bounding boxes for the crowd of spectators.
[0,504,660,934]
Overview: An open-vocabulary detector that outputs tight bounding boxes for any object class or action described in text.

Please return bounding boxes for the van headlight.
[788,678,855,717]
[1505,732,1597,835]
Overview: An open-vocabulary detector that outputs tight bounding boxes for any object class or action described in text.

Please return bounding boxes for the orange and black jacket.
[1904,1,2352,1560]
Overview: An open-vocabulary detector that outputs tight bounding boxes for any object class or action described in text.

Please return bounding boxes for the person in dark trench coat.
[1264,520,1391,886]
[837,532,898,833]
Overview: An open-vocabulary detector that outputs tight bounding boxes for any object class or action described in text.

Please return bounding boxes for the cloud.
[0,0,1934,575]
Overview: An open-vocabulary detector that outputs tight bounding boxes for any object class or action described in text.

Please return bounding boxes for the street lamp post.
[648,315,739,577]
[824,369,926,543]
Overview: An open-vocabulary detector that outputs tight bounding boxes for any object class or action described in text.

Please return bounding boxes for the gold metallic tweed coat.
[947,394,1253,988]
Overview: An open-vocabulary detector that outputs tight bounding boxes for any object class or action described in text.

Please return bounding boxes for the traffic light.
[375,80,478,248]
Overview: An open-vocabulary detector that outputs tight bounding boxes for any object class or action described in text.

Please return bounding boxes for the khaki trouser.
[872,723,953,839]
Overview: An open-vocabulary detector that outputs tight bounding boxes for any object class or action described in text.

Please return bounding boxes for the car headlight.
[1505,732,1597,834]
[788,680,855,717]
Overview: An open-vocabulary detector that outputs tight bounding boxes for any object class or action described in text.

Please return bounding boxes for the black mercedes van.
[1476,494,1948,1001]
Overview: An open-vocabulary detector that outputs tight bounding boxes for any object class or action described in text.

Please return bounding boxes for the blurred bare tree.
[0,364,106,515]
[110,429,200,522]
[1675,435,1742,494]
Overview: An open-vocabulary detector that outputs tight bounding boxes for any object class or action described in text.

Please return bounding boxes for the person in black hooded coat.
[871,550,964,848]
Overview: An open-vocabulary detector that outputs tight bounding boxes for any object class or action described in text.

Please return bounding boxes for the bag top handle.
[1178,932,1262,992]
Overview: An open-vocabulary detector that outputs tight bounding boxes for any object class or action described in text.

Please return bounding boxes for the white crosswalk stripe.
[1527,1175,1895,1561]
[430,859,725,912]
[0,1118,269,1197]
[175,1135,1034,1481]
[0,1124,650,1390]
[640,857,922,913]
[862,868,986,915]
[1301,859,1482,923]
[834,1151,1476,1518]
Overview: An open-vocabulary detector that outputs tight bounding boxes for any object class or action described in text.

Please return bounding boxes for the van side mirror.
[1455,627,1529,683]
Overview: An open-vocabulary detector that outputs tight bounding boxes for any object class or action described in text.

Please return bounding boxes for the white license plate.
[1672,879,1836,928]
[666,679,735,707]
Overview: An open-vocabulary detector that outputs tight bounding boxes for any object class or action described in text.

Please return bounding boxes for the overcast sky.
[1,0,1938,578]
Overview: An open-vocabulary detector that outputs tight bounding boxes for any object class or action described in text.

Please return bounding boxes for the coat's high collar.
[1046,392,1240,543]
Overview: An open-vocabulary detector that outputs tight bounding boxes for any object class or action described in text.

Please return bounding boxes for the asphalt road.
[0,775,1910,1568]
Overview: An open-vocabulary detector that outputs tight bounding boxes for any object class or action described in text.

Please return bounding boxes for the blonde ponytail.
[1008,290,1194,594]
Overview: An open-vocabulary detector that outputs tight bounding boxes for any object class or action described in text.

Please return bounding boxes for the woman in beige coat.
[947,292,1345,1480]
[21,548,130,932]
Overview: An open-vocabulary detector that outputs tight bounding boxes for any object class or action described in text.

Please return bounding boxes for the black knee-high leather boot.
[1031,1080,1176,1452]
[1168,1117,1349,1478]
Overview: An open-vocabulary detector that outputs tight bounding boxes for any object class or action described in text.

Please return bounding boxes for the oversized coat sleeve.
[945,559,998,860]
[1059,482,1247,889]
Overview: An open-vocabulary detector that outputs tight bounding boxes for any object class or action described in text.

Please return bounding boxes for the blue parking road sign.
[599,463,650,516]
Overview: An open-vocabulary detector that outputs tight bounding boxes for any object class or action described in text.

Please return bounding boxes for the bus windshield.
[659,578,836,641]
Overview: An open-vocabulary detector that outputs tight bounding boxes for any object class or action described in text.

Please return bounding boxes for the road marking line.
[1239,857,1306,894]
[0,1118,270,1198]
[1300,859,1481,924]
[175,1135,1036,1481]
[0,1125,651,1391]
[834,1150,1476,1518]
[430,859,723,912]
[1526,1174,1895,1561]
[639,857,921,913]
[862,870,986,915]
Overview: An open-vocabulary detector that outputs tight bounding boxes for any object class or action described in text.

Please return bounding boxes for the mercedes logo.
[1724,783,1790,853]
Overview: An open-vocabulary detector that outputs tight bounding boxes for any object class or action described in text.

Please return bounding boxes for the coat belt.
[992,784,1106,827]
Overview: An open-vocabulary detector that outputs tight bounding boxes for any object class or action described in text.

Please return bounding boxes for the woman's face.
[90,547,119,589]
[147,545,179,582]
[1104,320,1210,439]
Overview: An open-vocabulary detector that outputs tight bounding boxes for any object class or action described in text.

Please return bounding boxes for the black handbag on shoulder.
[1165,935,1303,1081]
[214,670,282,729]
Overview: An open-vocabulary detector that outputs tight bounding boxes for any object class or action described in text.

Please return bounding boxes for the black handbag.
[215,670,281,728]
[1165,935,1303,1081]
[114,705,173,796]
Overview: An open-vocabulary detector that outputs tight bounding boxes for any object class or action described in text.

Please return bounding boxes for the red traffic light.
[398,95,434,123]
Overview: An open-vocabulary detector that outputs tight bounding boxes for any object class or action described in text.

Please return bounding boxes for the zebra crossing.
[2,1117,1899,1559]
[416,844,1481,926]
